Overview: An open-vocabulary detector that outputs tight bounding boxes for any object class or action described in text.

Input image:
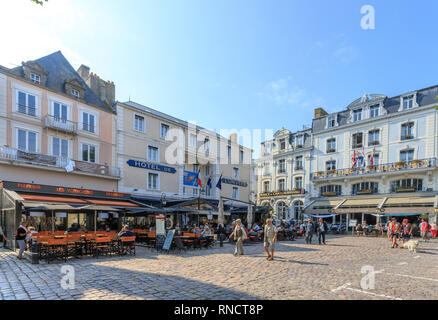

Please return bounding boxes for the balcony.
[0,146,120,179]
[259,189,306,198]
[44,115,78,134]
[311,158,437,181]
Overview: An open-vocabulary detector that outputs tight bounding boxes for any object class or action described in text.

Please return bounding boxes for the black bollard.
[31,242,39,264]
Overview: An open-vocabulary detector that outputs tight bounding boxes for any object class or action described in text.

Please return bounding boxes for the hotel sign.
[221,178,248,188]
[127,160,176,174]
[259,190,305,198]
[2,181,131,200]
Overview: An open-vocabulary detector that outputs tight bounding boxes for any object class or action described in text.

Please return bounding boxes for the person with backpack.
[389,218,401,248]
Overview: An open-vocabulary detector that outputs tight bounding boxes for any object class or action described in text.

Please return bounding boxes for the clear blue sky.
[3,0,438,151]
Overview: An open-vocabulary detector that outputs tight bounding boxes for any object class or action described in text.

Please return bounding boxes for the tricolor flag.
[352,151,358,168]
[216,174,223,190]
[197,170,202,188]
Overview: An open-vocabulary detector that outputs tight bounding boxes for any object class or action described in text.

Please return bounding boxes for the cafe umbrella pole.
[51,210,55,233]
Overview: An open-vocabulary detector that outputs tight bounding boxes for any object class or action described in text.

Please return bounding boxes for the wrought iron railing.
[44,115,78,134]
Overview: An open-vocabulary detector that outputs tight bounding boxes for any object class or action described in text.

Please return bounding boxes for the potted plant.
[327,148,336,153]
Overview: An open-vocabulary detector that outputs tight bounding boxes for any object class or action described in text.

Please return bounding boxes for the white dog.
[405,240,419,253]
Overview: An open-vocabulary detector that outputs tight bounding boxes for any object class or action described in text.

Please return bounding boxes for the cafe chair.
[120,236,136,256]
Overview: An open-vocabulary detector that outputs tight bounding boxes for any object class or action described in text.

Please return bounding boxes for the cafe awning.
[334,198,384,213]
[19,194,89,205]
[303,199,345,215]
[382,196,436,214]
[22,201,82,212]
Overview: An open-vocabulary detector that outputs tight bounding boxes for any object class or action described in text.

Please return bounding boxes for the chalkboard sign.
[162,230,175,251]
[156,235,166,251]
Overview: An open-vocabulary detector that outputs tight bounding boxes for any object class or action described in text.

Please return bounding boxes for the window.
[368,130,380,146]
[353,109,362,122]
[204,138,210,153]
[161,123,169,139]
[263,163,271,175]
[52,137,68,158]
[205,184,211,196]
[295,177,303,190]
[328,116,336,128]
[134,115,145,132]
[30,73,40,84]
[277,202,287,220]
[295,156,303,170]
[263,181,270,193]
[401,122,414,140]
[403,95,414,110]
[400,149,414,162]
[320,185,342,196]
[53,102,68,123]
[352,182,378,195]
[370,105,379,118]
[81,144,96,163]
[232,187,239,199]
[391,179,422,193]
[294,201,303,219]
[278,179,286,192]
[148,173,159,190]
[327,138,336,153]
[205,166,210,177]
[326,160,336,171]
[233,167,240,179]
[71,89,80,98]
[227,146,232,158]
[147,146,159,162]
[368,153,380,166]
[240,150,244,163]
[17,91,36,116]
[193,164,199,173]
[193,188,199,196]
[190,134,197,147]
[296,135,304,148]
[280,139,286,150]
[17,129,37,153]
[82,112,95,133]
[278,160,286,173]
[352,132,363,148]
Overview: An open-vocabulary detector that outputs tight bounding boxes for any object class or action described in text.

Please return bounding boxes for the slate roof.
[4,51,111,112]
[312,84,438,134]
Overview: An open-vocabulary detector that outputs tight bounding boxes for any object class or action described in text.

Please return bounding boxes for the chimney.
[77,65,90,80]
[77,66,115,106]
[230,133,238,143]
[314,107,328,119]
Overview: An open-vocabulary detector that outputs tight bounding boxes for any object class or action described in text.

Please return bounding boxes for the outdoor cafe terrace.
[310,158,437,181]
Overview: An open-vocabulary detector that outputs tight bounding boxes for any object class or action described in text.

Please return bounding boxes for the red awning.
[86,199,140,208]
[19,194,89,204]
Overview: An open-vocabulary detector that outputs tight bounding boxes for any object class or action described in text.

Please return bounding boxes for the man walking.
[264,219,277,261]
[229,219,247,256]
[317,218,328,245]
[400,219,412,249]
[16,222,29,260]
[305,218,315,244]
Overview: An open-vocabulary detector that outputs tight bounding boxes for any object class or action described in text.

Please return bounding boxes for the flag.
[207,175,212,188]
[351,151,358,168]
[197,170,202,188]
[370,153,374,165]
[216,174,223,190]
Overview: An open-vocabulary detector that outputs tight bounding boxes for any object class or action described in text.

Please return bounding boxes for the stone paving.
[0,235,437,300]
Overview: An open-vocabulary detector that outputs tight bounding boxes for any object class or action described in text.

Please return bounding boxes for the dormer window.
[402,95,414,110]
[328,115,336,128]
[353,109,362,122]
[279,139,286,150]
[30,73,41,84]
[369,104,379,118]
[296,135,304,148]
[71,89,80,98]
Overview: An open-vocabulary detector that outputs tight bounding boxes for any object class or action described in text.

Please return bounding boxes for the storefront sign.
[349,219,358,227]
[127,160,176,174]
[259,190,305,198]
[221,178,248,188]
[2,181,131,200]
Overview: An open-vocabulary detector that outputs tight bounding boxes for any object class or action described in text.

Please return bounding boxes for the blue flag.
[216,174,222,190]
[207,175,212,188]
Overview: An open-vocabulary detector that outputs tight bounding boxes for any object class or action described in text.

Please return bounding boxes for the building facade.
[116,101,253,208]
[0,51,119,191]
[256,128,312,222]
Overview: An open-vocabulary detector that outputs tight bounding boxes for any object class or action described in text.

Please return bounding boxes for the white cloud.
[260,77,325,110]
[333,46,358,64]
[0,0,89,68]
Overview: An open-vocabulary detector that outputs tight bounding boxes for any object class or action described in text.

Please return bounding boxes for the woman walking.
[229,219,247,256]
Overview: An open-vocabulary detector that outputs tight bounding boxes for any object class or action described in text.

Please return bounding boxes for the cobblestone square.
[0,236,437,300]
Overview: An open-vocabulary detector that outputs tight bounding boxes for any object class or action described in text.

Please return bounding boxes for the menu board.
[162,229,175,251]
